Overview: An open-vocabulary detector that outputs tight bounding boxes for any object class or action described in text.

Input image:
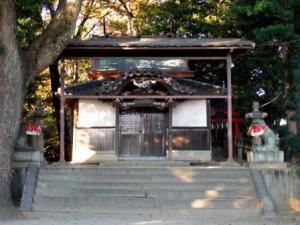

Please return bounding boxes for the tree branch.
[24,0,82,87]
[75,0,96,37]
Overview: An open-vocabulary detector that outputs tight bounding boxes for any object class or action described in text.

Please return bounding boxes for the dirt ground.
[0,203,300,225]
[0,202,24,221]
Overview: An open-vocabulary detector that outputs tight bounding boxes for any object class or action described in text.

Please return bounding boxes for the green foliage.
[15,0,54,48]
[279,125,300,158]
[229,0,294,38]
[63,59,91,85]
[23,72,53,120]
[137,0,232,37]
[256,24,296,42]
[107,20,127,34]
[43,115,60,162]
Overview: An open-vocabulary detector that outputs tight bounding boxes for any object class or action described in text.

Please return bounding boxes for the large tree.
[0,0,82,201]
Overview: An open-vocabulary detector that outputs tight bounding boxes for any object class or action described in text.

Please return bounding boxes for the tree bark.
[0,0,24,201]
[0,0,82,200]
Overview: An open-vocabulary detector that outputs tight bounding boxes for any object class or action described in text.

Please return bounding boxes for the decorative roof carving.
[115,99,171,110]
[65,68,226,96]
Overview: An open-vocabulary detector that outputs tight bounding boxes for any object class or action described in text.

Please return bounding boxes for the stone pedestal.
[247,151,284,163]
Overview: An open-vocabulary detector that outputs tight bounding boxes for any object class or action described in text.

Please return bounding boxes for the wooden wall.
[171,100,210,151]
[74,100,116,153]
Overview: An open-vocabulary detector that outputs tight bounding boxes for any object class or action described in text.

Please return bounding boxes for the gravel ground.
[1,215,300,225]
[1,210,300,225]
[1,202,300,225]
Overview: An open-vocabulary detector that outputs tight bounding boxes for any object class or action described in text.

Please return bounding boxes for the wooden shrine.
[59,37,255,163]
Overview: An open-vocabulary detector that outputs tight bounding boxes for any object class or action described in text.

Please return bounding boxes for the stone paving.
[1,213,300,225]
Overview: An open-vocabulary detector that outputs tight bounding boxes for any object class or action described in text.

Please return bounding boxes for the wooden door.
[119,109,166,157]
[142,112,165,156]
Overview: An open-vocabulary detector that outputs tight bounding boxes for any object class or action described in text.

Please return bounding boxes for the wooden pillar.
[227,54,233,161]
[167,106,172,161]
[59,67,65,162]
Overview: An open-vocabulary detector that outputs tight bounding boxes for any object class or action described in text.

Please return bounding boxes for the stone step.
[26,207,262,220]
[40,167,251,176]
[37,180,254,191]
[35,187,256,200]
[38,174,252,184]
[39,171,251,179]
[31,166,261,219]
[22,211,153,221]
[33,200,261,220]
[33,195,259,209]
[147,189,256,200]
[48,161,191,168]
[35,187,147,197]
[99,161,191,167]
[23,210,266,222]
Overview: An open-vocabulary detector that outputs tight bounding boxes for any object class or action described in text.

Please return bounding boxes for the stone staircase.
[28,162,262,219]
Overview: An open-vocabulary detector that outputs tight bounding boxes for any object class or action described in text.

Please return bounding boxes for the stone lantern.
[13,101,47,168]
[245,101,284,166]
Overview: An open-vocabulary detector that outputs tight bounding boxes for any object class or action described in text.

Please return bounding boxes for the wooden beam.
[168,107,172,161]
[64,95,228,100]
[167,71,194,77]
[226,54,233,161]
[88,70,195,79]
[88,71,122,79]
[64,46,253,51]
[62,56,228,60]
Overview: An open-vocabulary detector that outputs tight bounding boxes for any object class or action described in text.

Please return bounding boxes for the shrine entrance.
[119,108,167,157]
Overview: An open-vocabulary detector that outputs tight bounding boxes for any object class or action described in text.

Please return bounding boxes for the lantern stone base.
[247,150,284,163]
[12,151,44,169]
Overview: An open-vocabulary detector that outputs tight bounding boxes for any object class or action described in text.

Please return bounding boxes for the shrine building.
[59,37,255,163]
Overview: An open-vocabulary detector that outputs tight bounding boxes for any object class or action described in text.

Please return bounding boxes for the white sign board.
[172,100,207,127]
[77,100,116,127]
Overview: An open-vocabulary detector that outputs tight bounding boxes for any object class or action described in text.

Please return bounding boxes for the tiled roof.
[62,37,255,58]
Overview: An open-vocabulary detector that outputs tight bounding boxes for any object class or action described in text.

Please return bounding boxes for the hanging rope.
[260,94,281,108]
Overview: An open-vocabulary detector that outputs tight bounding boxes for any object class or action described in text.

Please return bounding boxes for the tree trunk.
[0,0,24,201]
[49,60,61,133]
[0,0,82,199]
